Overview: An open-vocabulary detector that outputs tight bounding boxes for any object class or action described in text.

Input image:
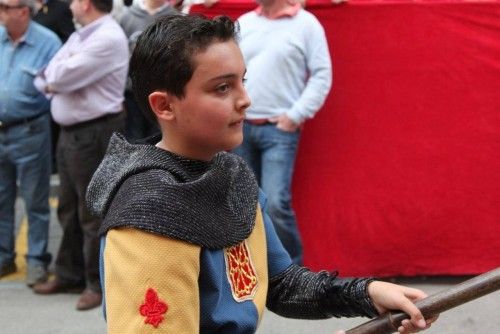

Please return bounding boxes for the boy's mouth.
[229,117,245,126]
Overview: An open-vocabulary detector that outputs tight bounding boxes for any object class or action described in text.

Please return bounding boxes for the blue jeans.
[234,122,303,265]
[0,114,52,267]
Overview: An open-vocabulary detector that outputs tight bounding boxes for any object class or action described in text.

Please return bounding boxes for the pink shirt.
[35,15,129,126]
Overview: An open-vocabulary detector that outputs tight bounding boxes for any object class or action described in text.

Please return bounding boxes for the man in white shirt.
[33,0,128,311]
[234,0,332,265]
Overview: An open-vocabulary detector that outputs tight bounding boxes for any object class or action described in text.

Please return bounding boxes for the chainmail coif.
[86,133,259,249]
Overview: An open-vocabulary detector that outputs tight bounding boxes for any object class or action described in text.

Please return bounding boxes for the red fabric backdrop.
[191,1,500,277]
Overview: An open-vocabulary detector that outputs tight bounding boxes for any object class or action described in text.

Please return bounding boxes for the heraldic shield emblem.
[224,240,258,302]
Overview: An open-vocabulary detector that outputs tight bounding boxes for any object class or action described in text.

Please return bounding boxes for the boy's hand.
[367,281,438,333]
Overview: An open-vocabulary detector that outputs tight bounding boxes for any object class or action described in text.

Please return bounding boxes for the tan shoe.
[76,289,102,311]
[33,278,85,295]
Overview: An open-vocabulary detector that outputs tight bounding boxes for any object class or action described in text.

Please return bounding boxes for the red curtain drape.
[191,1,500,277]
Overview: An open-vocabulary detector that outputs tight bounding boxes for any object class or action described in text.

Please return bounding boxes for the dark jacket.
[34,0,75,43]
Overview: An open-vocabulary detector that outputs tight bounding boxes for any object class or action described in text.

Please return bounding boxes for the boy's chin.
[224,138,243,153]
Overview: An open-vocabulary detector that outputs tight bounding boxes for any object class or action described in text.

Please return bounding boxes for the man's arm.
[286,17,332,125]
[33,35,62,96]
[43,33,128,93]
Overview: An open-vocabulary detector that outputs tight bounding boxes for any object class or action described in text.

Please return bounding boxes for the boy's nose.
[236,89,251,112]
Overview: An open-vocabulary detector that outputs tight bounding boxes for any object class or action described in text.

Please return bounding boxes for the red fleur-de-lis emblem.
[139,288,168,328]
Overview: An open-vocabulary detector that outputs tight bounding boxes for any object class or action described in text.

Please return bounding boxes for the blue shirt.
[0,22,61,123]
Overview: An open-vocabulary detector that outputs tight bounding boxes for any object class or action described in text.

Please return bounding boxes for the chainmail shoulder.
[267,265,379,319]
[86,133,259,249]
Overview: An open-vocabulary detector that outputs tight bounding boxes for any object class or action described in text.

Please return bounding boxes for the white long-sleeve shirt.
[35,15,129,126]
[238,8,332,124]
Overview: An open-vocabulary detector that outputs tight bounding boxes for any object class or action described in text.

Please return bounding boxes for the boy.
[86,15,436,333]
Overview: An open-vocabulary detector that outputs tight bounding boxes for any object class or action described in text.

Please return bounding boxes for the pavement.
[0,176,499,334]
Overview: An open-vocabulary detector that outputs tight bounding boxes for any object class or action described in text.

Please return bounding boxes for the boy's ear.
[148,91,175,121]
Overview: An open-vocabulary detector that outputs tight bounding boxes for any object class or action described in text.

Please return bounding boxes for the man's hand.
[45,84,56,94]
[269,114,301,132]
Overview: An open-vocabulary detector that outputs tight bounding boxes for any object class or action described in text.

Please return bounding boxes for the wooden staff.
[346,267,500,334]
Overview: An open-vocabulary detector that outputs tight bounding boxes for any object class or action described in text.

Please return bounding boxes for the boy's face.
[168,40,250,160]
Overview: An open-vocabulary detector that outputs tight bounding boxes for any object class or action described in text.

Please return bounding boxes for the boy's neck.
[155,139,215,162]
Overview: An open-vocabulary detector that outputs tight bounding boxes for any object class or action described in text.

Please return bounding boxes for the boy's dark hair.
[129,14,239,126]
[90,0,112,13]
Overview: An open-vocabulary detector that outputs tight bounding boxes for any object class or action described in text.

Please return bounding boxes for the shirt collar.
[0,27,8,44]
[77,14,110,40]
[255,3,301,19]
[23,22,36,46]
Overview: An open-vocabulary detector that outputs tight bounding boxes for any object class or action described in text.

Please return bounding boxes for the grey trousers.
[54,113,125,292]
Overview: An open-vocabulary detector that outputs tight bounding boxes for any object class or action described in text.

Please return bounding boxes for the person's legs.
[14,115,52,283]
[72,114,124,310]
[233,122,261,182]
[65,114,124,294]
[34,114,124,307]
[234,123,303,264]
[50,118,60,174]
[0,130,17,274]
[53,129,86,285]
[70,128,107,293]
[258,125,303,265]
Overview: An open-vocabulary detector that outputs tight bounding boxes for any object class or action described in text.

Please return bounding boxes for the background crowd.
[0,0,333,312]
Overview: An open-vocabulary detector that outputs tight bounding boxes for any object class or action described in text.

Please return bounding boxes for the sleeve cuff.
[352,278,380,318]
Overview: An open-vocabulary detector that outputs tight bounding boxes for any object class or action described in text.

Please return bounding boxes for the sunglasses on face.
[0,3,26,11]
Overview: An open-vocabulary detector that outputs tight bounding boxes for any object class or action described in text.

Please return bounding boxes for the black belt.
[61,112,122,132]
[0,113,46,131]
[245,118,273,126]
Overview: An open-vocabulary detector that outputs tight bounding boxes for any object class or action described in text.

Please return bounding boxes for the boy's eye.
[216,84,230,93]
[242,77,247,85]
